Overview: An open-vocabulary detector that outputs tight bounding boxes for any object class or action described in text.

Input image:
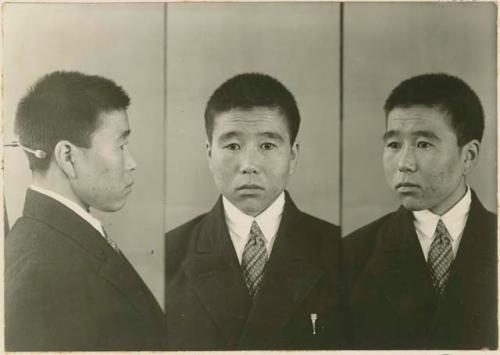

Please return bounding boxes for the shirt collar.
[223,192,285,244]
[413,186,471,241]
[30,184,105,236]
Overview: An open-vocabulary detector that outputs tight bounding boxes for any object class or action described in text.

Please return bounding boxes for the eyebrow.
[118,129,131,140]
[217,131,241,142]
[382,130,440,141]
[382,130,398,142]
[217,131,284,142]
[412,130,440,140]
[259,132,284,142]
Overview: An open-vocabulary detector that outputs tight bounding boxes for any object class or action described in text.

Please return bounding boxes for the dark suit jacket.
[344,190,497,350]
[5,189,167,351]
[165,192,345,350]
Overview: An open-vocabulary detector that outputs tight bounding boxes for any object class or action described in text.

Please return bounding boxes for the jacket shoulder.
[343,210,399,259]
[479,206,497,229]
[471,200,497,246]
[164,212,209,280]
[6,219,100,336]
[6,216,103,288]
[297,210,340,239]
[293,211,341,269]
[6,217,73,278]
[164,213,208,250]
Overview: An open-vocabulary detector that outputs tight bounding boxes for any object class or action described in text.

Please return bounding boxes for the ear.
[53,140,78,179]
[205,139,212,159]
[461,139,480,175]
[288,140,299,175]
[205,139,215,174]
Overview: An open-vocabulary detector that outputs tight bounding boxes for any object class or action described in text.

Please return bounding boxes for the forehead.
[212,107,290,137]
[386,105,455,135]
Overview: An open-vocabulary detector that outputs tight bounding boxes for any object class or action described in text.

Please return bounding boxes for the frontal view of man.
[165,73,344,350]
[5,71,166,351]
[344,73,497,349]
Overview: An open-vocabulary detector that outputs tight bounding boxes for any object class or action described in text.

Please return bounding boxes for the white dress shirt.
[413,187,471,261]
[30,184,106,237]
[223,192,285,264]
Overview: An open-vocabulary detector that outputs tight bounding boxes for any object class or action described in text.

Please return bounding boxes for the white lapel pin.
[310,313,318,335]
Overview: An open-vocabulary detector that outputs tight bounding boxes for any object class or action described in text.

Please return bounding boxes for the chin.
[98,200,127,212]
[237,203,264,217]
[239,207,261,217]
[400,197,427,212]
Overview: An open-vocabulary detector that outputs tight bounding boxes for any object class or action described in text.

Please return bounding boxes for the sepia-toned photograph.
[2,1,497,352]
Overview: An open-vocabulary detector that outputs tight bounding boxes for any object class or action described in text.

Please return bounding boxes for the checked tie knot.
[249,221,266,244]
[435,220,450,242]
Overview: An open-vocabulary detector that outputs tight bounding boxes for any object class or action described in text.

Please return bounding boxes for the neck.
[33,169,88,211]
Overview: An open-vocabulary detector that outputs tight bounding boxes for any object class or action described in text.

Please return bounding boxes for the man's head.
[204,73,300,216]
[15,71,137,212]
[382,73,483,215]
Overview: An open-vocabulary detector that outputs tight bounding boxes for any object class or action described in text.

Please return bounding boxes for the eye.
[261,142,277,150]
[120,143,128,150]
[417,141,432,149]
[224,143,240,151]
[386,141,401,150]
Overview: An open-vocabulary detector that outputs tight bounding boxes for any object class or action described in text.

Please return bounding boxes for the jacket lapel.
[367,207,436,325]
[429,191,497,333]
[98,251,165,329]
[23,189,163,326]
[237,193,324,348]
[181,198,252,347]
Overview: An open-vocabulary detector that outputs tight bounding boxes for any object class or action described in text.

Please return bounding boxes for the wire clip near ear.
[4,141,47,159]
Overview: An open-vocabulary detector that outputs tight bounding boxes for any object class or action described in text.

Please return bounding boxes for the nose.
[397,145,417,172]
[240,147,260,175]
[125,149,137,171]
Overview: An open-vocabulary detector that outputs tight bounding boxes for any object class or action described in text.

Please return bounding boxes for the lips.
[395,182,420,192]
[236,184,264,191]
[396,182,419,188]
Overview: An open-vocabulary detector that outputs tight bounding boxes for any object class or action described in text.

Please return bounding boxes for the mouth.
[236,184,265,191]
[395,182,420,192]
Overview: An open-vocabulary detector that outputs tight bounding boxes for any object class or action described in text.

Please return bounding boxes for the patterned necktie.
[241,221,268,298]
[427,219,454,295]
[102,227,120,253]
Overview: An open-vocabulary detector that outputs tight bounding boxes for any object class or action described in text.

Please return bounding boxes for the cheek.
[267,162,292,190]
[425,158,460,191]
[93,157,124,185]
[220,150,246,170]
[382,154,396,176]
[270,151,292,171]
[210,155,235,179]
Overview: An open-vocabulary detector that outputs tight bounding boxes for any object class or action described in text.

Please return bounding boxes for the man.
[165,73,344,350]
[344,73,497,349]
[5,71,166,351]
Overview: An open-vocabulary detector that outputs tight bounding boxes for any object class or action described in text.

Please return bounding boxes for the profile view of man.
[344,73,497,349]
[5,71,166,351]
[165,73,344,350]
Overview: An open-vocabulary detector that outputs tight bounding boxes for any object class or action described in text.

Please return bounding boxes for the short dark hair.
[15,71,130,171]
[204,73,301,144]
[384,73,484,147]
